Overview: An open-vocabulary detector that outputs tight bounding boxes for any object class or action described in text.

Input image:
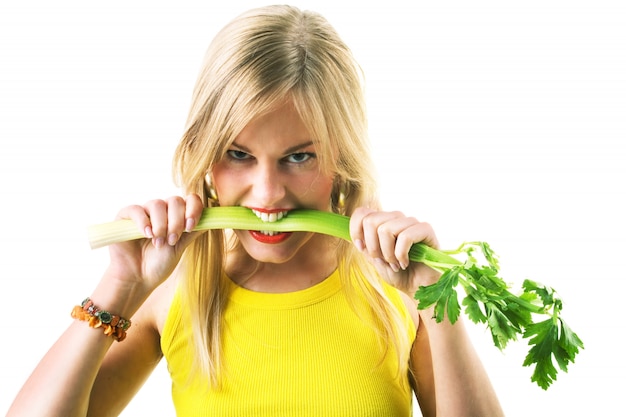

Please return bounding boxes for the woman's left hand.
[349,207,441,295]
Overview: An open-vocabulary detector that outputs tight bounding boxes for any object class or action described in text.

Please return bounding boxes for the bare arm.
[408,296,504,417]
[6,275,158,417]
[350,207,504,417]
[7,195,204,417]
[86,282,174,417]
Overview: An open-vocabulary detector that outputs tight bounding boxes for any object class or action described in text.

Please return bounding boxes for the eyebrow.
[231,140,315,155]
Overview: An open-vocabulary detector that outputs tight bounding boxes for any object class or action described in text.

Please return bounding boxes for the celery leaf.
[413,241,583,389]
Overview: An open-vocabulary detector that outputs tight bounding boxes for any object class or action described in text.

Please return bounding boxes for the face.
[211,101,335,265]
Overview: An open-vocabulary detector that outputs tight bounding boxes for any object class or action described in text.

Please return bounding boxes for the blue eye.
[285,152,314,163]
[227,150,251,160]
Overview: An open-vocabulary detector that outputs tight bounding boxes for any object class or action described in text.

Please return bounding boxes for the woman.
[8,5,503,416]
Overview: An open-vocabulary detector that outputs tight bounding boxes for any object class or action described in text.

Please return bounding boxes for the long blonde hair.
[172,5,411,388]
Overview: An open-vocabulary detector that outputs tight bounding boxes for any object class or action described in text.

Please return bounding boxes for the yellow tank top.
[161,269,416,416]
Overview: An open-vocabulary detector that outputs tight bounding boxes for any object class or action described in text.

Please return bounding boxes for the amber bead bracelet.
[71,298,132,342]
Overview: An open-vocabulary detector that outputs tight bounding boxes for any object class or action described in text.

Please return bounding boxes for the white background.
[1,0,624,415]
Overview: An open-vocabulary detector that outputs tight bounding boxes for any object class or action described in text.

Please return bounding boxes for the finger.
[376,215,417,270]
[349,207,375,252]
[395,221,439,268]
[176,194,207,250]
[361,211,399,260]
[116,204,153,239]
[184,194,204,232]
[143,199,169,247]
[166,196,186,246]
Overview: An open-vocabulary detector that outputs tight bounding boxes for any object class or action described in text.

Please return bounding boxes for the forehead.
[234,102,315,151]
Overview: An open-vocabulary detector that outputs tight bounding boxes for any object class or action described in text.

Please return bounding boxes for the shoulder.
[395,288,420,332]
[351,268,421,332]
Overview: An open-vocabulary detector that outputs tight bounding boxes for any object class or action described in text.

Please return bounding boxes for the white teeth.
[252,210,289,236]
[252,209,288,223]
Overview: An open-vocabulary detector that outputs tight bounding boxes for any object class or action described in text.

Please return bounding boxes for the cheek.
[211,164,239,201]
[299,175,334,207]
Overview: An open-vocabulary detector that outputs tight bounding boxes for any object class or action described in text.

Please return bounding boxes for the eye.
[284,152,314,164]
[226,150,251,161]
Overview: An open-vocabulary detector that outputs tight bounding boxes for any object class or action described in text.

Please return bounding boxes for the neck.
[226,234,339,293]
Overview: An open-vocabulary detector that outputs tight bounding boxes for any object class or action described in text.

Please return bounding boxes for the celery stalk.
[86,206,582,389]
[87,207,457,266]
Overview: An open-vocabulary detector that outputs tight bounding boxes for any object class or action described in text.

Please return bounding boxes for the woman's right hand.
[104,194,205,293]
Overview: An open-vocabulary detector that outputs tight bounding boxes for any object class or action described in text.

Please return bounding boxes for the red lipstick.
[249,230,292,244]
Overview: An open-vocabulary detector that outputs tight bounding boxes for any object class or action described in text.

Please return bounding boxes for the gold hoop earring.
[205,174,219,204]
[334,180,347,214]
[338,188,346,212]
[208,185,219,203]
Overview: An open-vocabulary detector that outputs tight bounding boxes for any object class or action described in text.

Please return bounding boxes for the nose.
[250,161,286,206]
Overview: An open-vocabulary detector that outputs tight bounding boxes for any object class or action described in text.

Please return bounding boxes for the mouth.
[249,208,291,242]
[250,208,289,223]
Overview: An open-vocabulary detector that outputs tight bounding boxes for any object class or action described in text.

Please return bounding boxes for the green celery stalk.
[87,206,583,389]
[88,207,456,266]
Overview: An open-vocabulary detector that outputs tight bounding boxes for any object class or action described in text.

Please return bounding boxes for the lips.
[248,230,292,244]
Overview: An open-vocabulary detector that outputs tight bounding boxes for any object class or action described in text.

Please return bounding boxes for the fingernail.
[354,239,365,252]
[399,262,408,270]
[390,263,400,273]
[185,218,195,232]
[144,226,154,238]
[154,237,165,248]
[168,233,178,246]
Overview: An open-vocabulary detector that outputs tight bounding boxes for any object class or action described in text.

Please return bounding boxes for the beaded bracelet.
[71,298,132,342]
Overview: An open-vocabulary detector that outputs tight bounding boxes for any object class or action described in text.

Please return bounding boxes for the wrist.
[404,267,442,297]
[71,298,132,342]
[89,268,153,319]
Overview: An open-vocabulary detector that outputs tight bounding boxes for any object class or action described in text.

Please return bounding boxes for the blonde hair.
[172,5,411,388]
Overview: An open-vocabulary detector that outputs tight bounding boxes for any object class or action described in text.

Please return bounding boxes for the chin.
[236,230,313,264]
